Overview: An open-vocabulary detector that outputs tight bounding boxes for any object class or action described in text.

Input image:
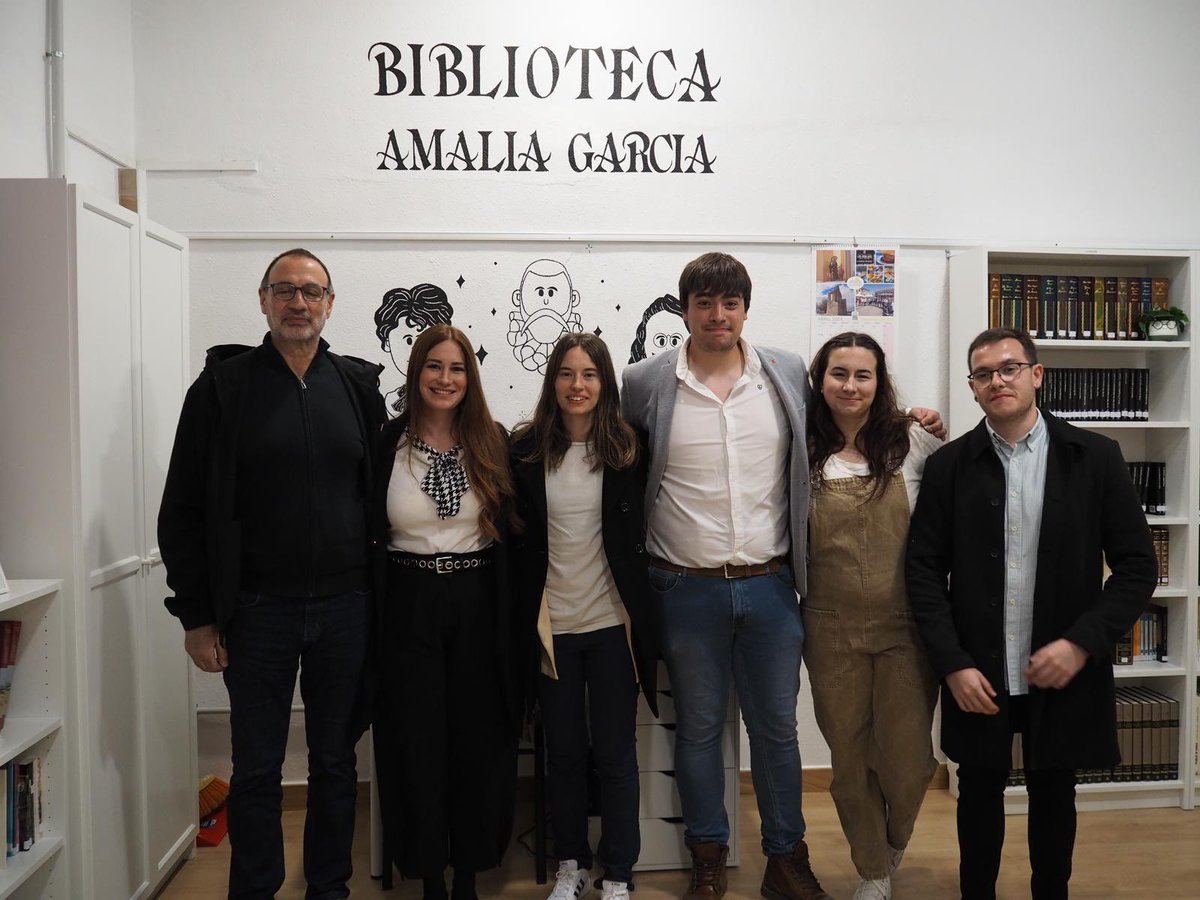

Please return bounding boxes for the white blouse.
[386,442,489,554]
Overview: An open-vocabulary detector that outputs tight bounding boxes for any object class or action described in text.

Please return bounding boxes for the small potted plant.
[1138,306,1189,341]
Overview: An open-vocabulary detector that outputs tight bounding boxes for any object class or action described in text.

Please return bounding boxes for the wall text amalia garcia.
[375,130,715,174]
[369,41,719,174]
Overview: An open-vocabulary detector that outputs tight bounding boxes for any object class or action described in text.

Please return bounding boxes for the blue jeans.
[223,589,370,900]
[650,564,806,856]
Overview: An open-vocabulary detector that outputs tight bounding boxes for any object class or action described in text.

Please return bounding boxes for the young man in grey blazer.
[620,252,825,900]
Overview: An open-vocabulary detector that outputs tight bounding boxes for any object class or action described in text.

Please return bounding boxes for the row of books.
[988,273,1170,340]
[1115,603,1168,665]
[1035,367,1149,421]
[1128,462,1168,516]
[1149,526,1170,586]
[0,757,44,868]
[0,621,22,733]
[1007,686,1180,785]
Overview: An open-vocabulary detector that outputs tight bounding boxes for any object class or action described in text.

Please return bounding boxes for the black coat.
[906,412,1156,770]
[368,413,521,875]
[509,432,661,716]
[159,337,385,632]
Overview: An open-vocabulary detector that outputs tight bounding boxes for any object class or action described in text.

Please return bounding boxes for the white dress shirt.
[986,410,1048,696]
[647,337,790,568]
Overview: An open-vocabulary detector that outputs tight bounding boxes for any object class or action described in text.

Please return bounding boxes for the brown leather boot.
[760,838,833,900]
[683,840,729,899]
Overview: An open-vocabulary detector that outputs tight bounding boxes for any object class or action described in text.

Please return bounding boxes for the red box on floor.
[197,805,228,847]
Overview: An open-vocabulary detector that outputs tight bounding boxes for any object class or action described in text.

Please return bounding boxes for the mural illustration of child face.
[515,263,580,344]
[628,293,685,364]
[508,258,583,374]
[643,309,685,357]
[374,283,455,416]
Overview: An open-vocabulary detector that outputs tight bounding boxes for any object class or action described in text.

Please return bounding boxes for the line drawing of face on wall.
[628,293,686,363]
[507,259,582,374]
[374,283,454,415]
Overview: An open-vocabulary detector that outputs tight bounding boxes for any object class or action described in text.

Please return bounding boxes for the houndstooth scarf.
[408,428,469,519]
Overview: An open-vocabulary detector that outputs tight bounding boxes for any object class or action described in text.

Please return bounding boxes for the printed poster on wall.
[811,246,897,359]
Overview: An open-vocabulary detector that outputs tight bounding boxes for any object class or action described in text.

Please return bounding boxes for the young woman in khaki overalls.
[802,332,942,900]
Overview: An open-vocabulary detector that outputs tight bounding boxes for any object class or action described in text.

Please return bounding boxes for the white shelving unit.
[0,179,198,899]
[0,581,65,899]
[948,247,1199,814]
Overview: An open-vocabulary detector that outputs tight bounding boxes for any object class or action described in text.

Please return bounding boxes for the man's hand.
[946,667,999,714]
[1025,639,1088,690]
[184,624,228,673]
[910,406,947,441]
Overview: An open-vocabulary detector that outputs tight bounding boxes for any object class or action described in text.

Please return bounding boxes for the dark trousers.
[539,624,640,885]
[223,588,370,900]
[957,695,1078,900]
[377,562,513,877]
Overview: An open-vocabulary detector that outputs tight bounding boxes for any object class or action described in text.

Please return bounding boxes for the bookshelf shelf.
[1112,662,1187,679]
[0,719,62,769]
[0,582,60,617]
[1036,339,1190,351]
[1074,421,1191,430]
[949,245,1199,813]
[0,834,64,899]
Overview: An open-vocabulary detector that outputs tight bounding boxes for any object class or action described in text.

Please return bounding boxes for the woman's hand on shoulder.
[909,406,947,441]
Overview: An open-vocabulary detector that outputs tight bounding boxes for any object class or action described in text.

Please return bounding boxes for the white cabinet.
[948,247,1199,813]
[0,179,197,898]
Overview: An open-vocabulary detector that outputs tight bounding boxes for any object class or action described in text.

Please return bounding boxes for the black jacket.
[158,337,386,632]
[509,432,661,716]
[906,412,1156,770]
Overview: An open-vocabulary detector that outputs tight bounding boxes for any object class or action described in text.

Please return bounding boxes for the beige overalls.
[803,469,938,879]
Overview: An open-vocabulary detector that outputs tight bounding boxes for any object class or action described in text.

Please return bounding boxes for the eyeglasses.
[266,282,331,302]
[967,361,1035,385]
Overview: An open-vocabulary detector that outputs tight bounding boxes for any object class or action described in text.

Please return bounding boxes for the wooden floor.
[160,786,1200,899]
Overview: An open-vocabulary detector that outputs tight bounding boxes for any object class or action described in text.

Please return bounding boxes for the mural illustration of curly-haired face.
[374,283,454,415]
[628,293,686,363]
[507,259,582,374]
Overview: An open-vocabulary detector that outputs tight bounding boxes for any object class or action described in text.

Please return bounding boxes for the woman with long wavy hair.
[510,333,661,900]
[372,324,519,900]
[803,331,942,900]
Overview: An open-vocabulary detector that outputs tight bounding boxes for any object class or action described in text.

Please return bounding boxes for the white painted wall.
[0,1,50,176]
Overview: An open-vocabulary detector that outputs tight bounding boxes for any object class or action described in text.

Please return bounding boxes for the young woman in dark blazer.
[510,332,661,900]
[372,324,520,900]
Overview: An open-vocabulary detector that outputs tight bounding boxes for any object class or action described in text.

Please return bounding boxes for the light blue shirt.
[986,410,1048,696]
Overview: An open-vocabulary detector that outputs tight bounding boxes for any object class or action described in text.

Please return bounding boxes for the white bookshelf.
[947,247,1199,813]
[0,179,198,900]
[0,581,65,898]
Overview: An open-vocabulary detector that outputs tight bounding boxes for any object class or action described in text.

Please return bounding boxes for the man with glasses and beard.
[159,249,385,899]
[907,327,1155,900]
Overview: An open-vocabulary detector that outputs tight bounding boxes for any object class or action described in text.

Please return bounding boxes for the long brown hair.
[404,324,514,540]
[511,332,638,473]
[807,331,911,501]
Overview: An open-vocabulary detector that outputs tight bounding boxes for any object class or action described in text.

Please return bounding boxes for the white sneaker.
[887,843,905,875]
[548,860,592,900]
[599,881,630,900]
[853,876,892,900]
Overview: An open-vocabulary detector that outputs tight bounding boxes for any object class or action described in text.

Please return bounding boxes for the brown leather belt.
[649,555,787,580]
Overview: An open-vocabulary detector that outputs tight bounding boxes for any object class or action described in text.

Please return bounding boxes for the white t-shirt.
[819,422,942,513]
[543,443,624,635]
